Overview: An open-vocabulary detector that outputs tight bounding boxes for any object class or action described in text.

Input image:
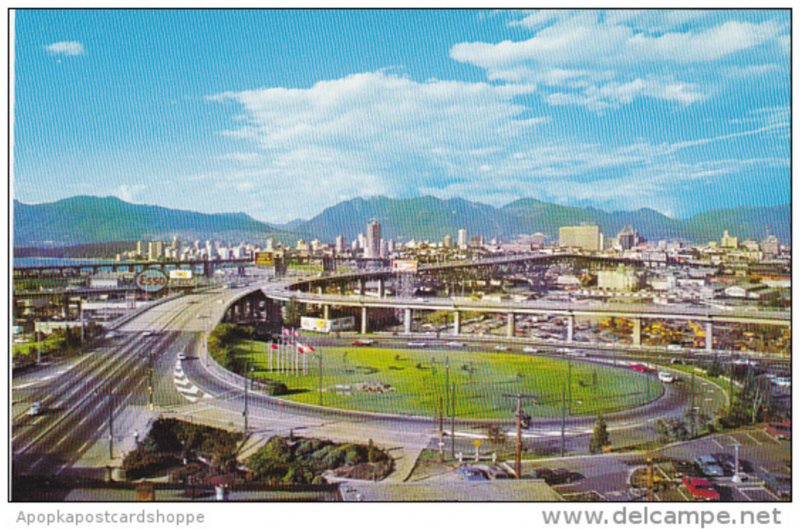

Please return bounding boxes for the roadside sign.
[392,259,418,273]
[254,252,275,266]
[135,268,168,293]
[169,269,193,279]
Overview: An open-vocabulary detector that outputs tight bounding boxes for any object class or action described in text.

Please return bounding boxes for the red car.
[682,477,720,501]
[765,422,791,440]
[630,364,652,373]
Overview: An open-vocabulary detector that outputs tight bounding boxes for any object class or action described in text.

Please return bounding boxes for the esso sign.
[136,269,168,293]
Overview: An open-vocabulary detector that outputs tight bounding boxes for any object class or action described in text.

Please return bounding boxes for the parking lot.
[520,426,790,502]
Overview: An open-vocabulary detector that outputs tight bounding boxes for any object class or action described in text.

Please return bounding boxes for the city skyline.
[13,10,790,223]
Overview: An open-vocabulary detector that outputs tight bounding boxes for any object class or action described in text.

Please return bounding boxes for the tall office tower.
[366,220,381,259]
[457,228,468,249]
[335,235,346,254]
[443,234,453,248]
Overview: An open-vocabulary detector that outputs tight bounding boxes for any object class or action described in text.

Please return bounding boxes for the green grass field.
[233,341,664,419]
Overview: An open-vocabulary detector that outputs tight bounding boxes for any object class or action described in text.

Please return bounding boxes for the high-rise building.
[265,238,275,252]
[147,240,164,261]
[531,232,546,247]
[335,235,346,255]
[357,233,366,250]
[617,225,638,250]
[761,235,780,257]
[171,235,180,250]
[559,224,601,252]
[136,240,144,257]
[457,228,468,249]
[721,230,739,249]
[443,234,453,248]
[366,220,381,259]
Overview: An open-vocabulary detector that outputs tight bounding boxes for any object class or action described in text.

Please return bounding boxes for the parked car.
[765,422,791,440]
[762,472,791,499]
[530,467,582,486]
[693,456,725,478]
[682,477,720,501]
[711,452,749,475]
[457,466,488,482]
[27,401,41,417]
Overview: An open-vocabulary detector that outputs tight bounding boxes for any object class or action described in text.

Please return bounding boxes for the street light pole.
[515,394,522,480]
[108,390,115,460]
[243,362,249,434]
[450,381,456,460]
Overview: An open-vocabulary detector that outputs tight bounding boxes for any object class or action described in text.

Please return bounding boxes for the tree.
[589,415,610,454]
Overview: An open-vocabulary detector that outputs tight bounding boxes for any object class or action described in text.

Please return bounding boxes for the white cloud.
[208,71,547,220]
[115,184,146,202]
[451,13,786,111]
[44,41,85,57]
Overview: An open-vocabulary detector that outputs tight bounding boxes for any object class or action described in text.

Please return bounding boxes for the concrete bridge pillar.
[566,315,574,343]
[453,311,461,336]
[378,279,385,298]
[323,304,330,320]
[632,318,642,346]
[705,321,713,352]
[317,286,323,295]
[358,279,366,296]
[361,307,368,334]
[506,312,515,339]
[404,308,412,334]
[339,283,346,295]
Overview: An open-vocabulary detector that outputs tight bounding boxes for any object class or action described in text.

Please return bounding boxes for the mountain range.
[13,195,790,250]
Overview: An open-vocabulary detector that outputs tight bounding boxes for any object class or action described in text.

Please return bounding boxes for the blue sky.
[13,9,790,223]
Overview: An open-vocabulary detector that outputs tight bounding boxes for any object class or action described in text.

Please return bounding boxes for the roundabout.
[232,341,665,420]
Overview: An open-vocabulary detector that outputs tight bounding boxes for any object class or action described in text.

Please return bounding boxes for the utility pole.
[108,389,115,460]
[243,362,249,434]
[646,457,654,501]
[515,394,522,480]
[450,382,456,460]
[439,396,445,462]
[36,326,42,365]
[148,351,155,410]
[690,371,697,438]
[318,350,323,406]
[560,383,566,458]
[567,356,572,416]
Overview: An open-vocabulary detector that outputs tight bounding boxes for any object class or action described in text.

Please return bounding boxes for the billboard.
[300,316,356,333]
[169,269,193,279]
[392,259,418,273]
[135,268,168,293]
[254,251,275,266]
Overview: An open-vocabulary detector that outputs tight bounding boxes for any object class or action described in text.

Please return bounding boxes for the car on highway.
[765,421,791,440]
[522,346,539,354]
[693,456,725,478]
[682,477,720,501]
[493,345,509,352]
[177,352,187,361]
[407,342,427,348]
[446,341,466,348]
[658,371,676,383]
[351,339,375,346]
[630,364,653,374]
[27,401,42,417]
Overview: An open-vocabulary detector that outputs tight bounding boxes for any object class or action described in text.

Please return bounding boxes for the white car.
[27,402,41,417]
[407,342,426,348]
[493,345,509,352]
[177,352,187,361]
[446,341,466,348]
[522,346,539,354]
[658,371,675,383]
